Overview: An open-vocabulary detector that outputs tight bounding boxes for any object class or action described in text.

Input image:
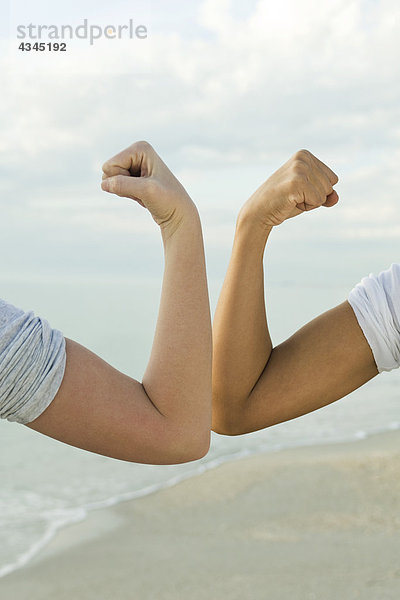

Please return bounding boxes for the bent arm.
[27,210,212,464]
[212,214,378,436]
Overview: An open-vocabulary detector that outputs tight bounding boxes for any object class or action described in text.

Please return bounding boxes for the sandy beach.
[1,429,399,600]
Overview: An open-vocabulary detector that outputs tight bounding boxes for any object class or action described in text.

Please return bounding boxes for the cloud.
[0,0,399,282]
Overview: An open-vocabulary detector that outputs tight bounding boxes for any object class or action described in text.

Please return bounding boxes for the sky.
[0,0,399,284]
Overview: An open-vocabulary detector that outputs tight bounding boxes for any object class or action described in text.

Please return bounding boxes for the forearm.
[212,212,272,431]
[142,208,212,442]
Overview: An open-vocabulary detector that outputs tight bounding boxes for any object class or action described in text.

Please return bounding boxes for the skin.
[212,149,379,436]
[26,141,212,465]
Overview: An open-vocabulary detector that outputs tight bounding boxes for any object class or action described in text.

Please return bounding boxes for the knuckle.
[133,140,153,153]
[290,162,308,180]
[102,160,111,173]
[291,161,305,175]
[294,149,311,161]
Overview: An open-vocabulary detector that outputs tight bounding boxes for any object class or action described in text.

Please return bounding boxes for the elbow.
[169,403,212,464]
[212,392,273,436]
[211,385,251,436]
[169,429,211,464]
[124,428,211,466]
[212,419,246,437]
[195,430,212,459]
[211,403,249,437]
[212,405,283,436]
[140,382,212,464]
[182,437,211,463]
[160,409,212,463]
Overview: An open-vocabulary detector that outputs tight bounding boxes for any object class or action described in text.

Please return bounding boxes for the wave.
[1,421,399,580]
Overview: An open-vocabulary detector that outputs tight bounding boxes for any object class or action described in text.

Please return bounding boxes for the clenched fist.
[101,141,197,238]
[238,149,339,229]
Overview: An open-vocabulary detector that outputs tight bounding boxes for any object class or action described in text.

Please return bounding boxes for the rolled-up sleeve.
[0,299,66,424]
[347,263,400,373]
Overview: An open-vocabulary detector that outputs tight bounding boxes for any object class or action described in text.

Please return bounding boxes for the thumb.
[323,190,339,207]
[101,175,149,206]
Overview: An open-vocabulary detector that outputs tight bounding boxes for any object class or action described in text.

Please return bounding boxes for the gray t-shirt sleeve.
[347,263,400,373]
[0,298,66,424]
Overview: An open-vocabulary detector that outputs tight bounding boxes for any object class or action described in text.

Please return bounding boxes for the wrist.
[232,213,272,264]
[236,206,273,242]
[237,184,281,232]
[160,202,201,244]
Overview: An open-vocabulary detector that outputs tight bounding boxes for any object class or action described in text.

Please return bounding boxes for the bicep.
[244,301,378,432]
[26,338,177,464]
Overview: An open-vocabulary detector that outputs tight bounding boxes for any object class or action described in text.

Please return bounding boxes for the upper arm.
[236,301,379,434]
[26,338,203,464]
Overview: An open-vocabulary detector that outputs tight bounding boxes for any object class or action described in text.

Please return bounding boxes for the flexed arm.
[212,150,378,436]
[26,142,212,464]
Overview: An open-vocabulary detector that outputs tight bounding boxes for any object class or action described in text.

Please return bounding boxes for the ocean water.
[0,237,399,579]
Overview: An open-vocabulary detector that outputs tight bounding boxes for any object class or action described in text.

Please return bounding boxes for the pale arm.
[27,143,212,465]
